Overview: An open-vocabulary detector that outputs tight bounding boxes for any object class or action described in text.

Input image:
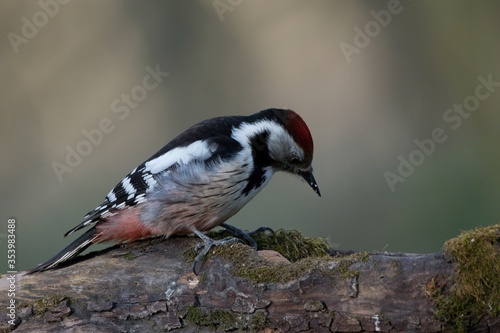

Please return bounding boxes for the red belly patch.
[95,207,153,243]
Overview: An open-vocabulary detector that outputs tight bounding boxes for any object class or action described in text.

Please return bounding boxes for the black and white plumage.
[28,108,320,274]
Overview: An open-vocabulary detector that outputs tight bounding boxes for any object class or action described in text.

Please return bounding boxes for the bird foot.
[248,226,274,237]
[221,223,274,250]
[192,228,241,275]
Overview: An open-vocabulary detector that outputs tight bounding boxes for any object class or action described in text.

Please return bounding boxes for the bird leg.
[220,223,274,250]
[191,228,241,275]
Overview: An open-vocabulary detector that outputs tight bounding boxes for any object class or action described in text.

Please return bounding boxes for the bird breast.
[139,153,267,236]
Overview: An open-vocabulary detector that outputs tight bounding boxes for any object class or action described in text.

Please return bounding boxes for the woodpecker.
[28,108,320,274]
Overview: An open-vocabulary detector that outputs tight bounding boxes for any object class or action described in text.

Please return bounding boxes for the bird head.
[265,109,321,197]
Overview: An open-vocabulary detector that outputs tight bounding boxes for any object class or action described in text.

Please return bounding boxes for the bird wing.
[63,135,242,237]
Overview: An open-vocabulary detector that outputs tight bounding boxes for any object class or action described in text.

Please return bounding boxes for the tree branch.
[1,227,498,332]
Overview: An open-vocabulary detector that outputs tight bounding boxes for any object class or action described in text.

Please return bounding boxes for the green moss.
[334,251,370,279]
[426,224,500,332]
[185,306,235,329]
[249,310,268,329]
[183,228,330,263]
[185,306,267,331]
[31,294,68,316]
[183,229,369,284]
[251,229,330,261]
[212,243,369,284]
[123,252,136,260]
[182,246,198,263]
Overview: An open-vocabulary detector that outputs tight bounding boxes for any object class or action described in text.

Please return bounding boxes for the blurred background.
[1,1,499,271]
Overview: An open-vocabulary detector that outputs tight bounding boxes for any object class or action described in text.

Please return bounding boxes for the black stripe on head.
[242,130,272,196]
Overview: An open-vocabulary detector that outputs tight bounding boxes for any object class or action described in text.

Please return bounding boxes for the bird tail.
[26,228,98,274]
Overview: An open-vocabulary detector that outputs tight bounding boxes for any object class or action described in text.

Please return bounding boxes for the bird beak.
[298,169,321,197]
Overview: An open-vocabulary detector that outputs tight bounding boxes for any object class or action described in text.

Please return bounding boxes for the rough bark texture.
[1,233,498,333]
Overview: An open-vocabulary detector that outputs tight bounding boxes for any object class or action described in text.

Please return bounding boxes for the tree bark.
[1,233,498,332]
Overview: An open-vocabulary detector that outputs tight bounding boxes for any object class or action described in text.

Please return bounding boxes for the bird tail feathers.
[26,228,97,274]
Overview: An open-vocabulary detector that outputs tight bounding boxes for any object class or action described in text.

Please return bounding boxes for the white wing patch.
[144,140,214,174]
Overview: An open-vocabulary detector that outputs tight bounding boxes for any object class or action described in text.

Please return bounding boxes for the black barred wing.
[63,138,233,237]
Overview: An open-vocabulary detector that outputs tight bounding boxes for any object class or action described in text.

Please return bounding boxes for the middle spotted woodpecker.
[28,108,320,274]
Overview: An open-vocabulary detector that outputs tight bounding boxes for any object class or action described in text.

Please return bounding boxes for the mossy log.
[1,227,498,332]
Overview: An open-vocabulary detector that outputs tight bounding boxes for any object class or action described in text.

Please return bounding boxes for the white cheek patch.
[268,130,302,160]
[231,120,284,146]
[144,140,214,174]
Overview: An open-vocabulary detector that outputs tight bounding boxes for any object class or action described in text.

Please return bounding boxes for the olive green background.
[2,1,500,271]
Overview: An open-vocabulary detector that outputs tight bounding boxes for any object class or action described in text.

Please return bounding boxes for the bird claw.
[194,236,240,253]
[190,225,273,275]
[221,223,273,250]
[192,230,242,275]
